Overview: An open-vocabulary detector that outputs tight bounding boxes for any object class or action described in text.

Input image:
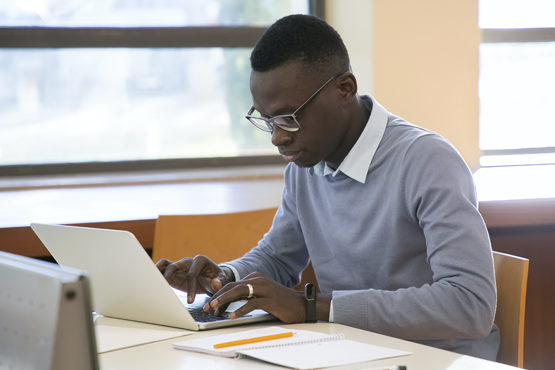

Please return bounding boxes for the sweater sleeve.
[332,134,497,341]
[223,164,310,287]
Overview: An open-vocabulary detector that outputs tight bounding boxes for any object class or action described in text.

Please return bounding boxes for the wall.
[327,0,482,171]
[325,0,374,96]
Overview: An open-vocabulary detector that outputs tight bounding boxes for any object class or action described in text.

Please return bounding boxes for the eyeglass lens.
[248,115,299,132]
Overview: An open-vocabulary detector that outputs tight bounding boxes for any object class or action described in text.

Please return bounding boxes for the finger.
[210,277,224,292]
[208,283,254,311]
[208,274,265,304]
[229,298,264,319]
[209,267,235,293]
[204,274,267,311]
[185,256,212,303]
[163,258,192,290]
[203,283,240,316]
[213,301,231,317]
[204,281,234,311]
[155,258,172,274]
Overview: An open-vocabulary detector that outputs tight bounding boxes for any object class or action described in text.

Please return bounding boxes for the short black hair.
[250,14,350,77]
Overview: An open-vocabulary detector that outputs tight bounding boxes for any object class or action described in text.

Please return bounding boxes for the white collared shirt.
[313,95,389,184]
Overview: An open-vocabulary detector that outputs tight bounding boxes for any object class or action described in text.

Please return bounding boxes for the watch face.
[305,283,315,297]
[305,283,317,323]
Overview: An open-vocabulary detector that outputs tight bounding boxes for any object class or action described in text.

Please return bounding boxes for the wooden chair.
[152,208,318,292]
[493,251,529,368]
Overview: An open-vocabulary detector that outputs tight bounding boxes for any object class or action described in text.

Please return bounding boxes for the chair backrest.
[152,208,318,292]
[493,251,529,368]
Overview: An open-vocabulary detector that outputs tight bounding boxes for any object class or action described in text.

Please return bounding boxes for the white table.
[98,322,519,370]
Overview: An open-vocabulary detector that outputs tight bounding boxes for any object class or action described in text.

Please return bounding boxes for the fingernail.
[229,313,236,319]
[203,303,209,311]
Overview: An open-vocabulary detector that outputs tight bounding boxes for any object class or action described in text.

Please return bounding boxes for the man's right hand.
[156,255,234,304]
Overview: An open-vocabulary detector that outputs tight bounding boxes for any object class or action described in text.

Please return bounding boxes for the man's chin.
[280,151,320,168]
[292,158,319,168]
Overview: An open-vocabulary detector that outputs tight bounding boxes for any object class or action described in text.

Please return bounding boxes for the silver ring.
[247,284,254,299]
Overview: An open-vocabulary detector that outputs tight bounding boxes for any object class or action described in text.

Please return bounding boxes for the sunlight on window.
[480,153,555,167]
[0,48,276,165]
[479,0,555,29]
[0,1,311,166]
[474,164,555,201]
[479,42,555,151]
[0,0,308,27]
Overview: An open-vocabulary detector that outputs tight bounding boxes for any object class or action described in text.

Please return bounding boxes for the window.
[479,0,555,166]
[0,0,324,176]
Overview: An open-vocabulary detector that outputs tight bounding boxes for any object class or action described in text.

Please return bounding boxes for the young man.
[157,15,499,360]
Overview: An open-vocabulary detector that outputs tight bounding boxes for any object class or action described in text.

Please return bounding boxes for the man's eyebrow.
[252,106,271,118]
[254,105,296,118]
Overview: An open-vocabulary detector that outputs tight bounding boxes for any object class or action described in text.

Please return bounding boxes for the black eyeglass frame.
[245,71,346,133]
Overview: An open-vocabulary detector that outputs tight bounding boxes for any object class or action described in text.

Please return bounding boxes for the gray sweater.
[225,96,500,360]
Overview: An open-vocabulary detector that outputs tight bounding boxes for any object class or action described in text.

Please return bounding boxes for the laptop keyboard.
[186,306,232,322]
[186,306,252,322]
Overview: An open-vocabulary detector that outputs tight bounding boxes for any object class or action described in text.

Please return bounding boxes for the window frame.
[0,0,326,177]
[480,27,555,162]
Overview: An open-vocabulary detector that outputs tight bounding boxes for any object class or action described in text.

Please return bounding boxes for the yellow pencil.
[213,332,295,349]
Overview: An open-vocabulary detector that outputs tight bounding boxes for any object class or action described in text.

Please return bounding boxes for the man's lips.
[279,150,301,163]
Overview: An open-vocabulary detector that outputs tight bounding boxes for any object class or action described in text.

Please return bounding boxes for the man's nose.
[271,126,293,147]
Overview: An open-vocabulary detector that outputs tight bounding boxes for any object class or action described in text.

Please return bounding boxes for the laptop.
[30,223,276,331]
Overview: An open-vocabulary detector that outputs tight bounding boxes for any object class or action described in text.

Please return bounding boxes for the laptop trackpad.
[172,288,266,315]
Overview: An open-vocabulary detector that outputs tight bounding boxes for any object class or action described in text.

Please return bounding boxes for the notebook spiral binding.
[236,333,346,359]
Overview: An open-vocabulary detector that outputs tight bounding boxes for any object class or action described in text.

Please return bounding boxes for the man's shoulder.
[380,114,449,154]
[385,114,436,139]
[374,114,468,179]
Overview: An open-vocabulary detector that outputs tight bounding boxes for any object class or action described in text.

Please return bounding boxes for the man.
[157,14,499,360]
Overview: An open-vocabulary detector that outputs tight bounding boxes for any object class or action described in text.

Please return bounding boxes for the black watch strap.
[305,283,317,323]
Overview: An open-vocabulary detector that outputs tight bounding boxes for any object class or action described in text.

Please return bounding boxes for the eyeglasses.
[245,71,345,133]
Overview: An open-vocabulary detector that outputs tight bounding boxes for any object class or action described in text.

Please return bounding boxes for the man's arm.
[204,164,325,321]
[220,164,311,288]
[332,135,497,340]
[157,166,309,310]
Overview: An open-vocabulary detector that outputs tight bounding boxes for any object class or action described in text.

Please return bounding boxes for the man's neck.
[325,96,372,170]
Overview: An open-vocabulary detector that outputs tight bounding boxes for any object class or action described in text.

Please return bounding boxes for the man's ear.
[337,72,358,104]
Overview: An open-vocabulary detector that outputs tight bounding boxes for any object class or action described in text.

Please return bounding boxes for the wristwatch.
[305,283,317,323]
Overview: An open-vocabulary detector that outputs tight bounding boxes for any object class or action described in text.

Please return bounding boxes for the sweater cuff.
[332,290,369,329]
[219,263,240,282]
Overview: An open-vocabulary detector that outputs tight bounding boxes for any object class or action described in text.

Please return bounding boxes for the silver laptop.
[30,223,275,331]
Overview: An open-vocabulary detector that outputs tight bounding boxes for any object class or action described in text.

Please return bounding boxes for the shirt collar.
[313,95,389,184]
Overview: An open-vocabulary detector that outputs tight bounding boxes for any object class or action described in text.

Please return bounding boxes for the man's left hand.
[204,272,306,324]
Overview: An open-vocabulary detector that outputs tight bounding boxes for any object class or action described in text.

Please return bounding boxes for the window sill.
[0,164,287,191]
[474,164,555,228]
[0,165,286,230]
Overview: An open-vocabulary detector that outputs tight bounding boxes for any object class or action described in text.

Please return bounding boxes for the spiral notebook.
[172,326,411,369]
